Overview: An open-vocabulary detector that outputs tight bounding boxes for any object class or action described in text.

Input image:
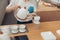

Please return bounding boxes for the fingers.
[17,5,21,8]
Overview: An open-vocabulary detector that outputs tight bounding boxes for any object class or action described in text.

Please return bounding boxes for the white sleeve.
[7,0,15,8]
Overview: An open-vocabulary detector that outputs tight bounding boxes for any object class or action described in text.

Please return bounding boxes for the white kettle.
[16,8,29,19]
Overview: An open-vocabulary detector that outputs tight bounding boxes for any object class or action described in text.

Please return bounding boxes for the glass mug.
[10,25,19,33]
[19,25,26,32]
[33,16,40,24]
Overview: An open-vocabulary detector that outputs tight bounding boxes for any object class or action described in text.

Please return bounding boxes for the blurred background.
[0,0,60,25]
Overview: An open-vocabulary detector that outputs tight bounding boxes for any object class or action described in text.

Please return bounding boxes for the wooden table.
[37,3,60,12]
[36,4,60,22]
[4,21,59,40]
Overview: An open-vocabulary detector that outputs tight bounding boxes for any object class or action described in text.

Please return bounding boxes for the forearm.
[28,13,37,16]
[6,5,20,13]
[6,7,13,13]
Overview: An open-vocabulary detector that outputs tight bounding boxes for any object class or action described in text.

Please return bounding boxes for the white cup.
[10,25,18,33]
[33,16,40,24]
[0,33,11,40]
[19,25,26,32]
[0,25,10,35]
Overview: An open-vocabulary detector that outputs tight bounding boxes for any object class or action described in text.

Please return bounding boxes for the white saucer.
[33,21,40,24]
[19,30,26,32]
[11,31,18,33]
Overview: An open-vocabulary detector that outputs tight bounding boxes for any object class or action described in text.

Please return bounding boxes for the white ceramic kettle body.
[16,8,29,19]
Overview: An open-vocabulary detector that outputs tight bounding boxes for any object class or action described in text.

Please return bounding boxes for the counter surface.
[8,21,60,40]
[37,4,60,12]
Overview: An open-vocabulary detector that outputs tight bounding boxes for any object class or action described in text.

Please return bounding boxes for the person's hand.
[16,13,37,21]
[27,13,37,17]
[26,13,37,20]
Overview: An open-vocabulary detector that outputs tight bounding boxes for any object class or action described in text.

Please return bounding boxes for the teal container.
[28,6,34,13]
